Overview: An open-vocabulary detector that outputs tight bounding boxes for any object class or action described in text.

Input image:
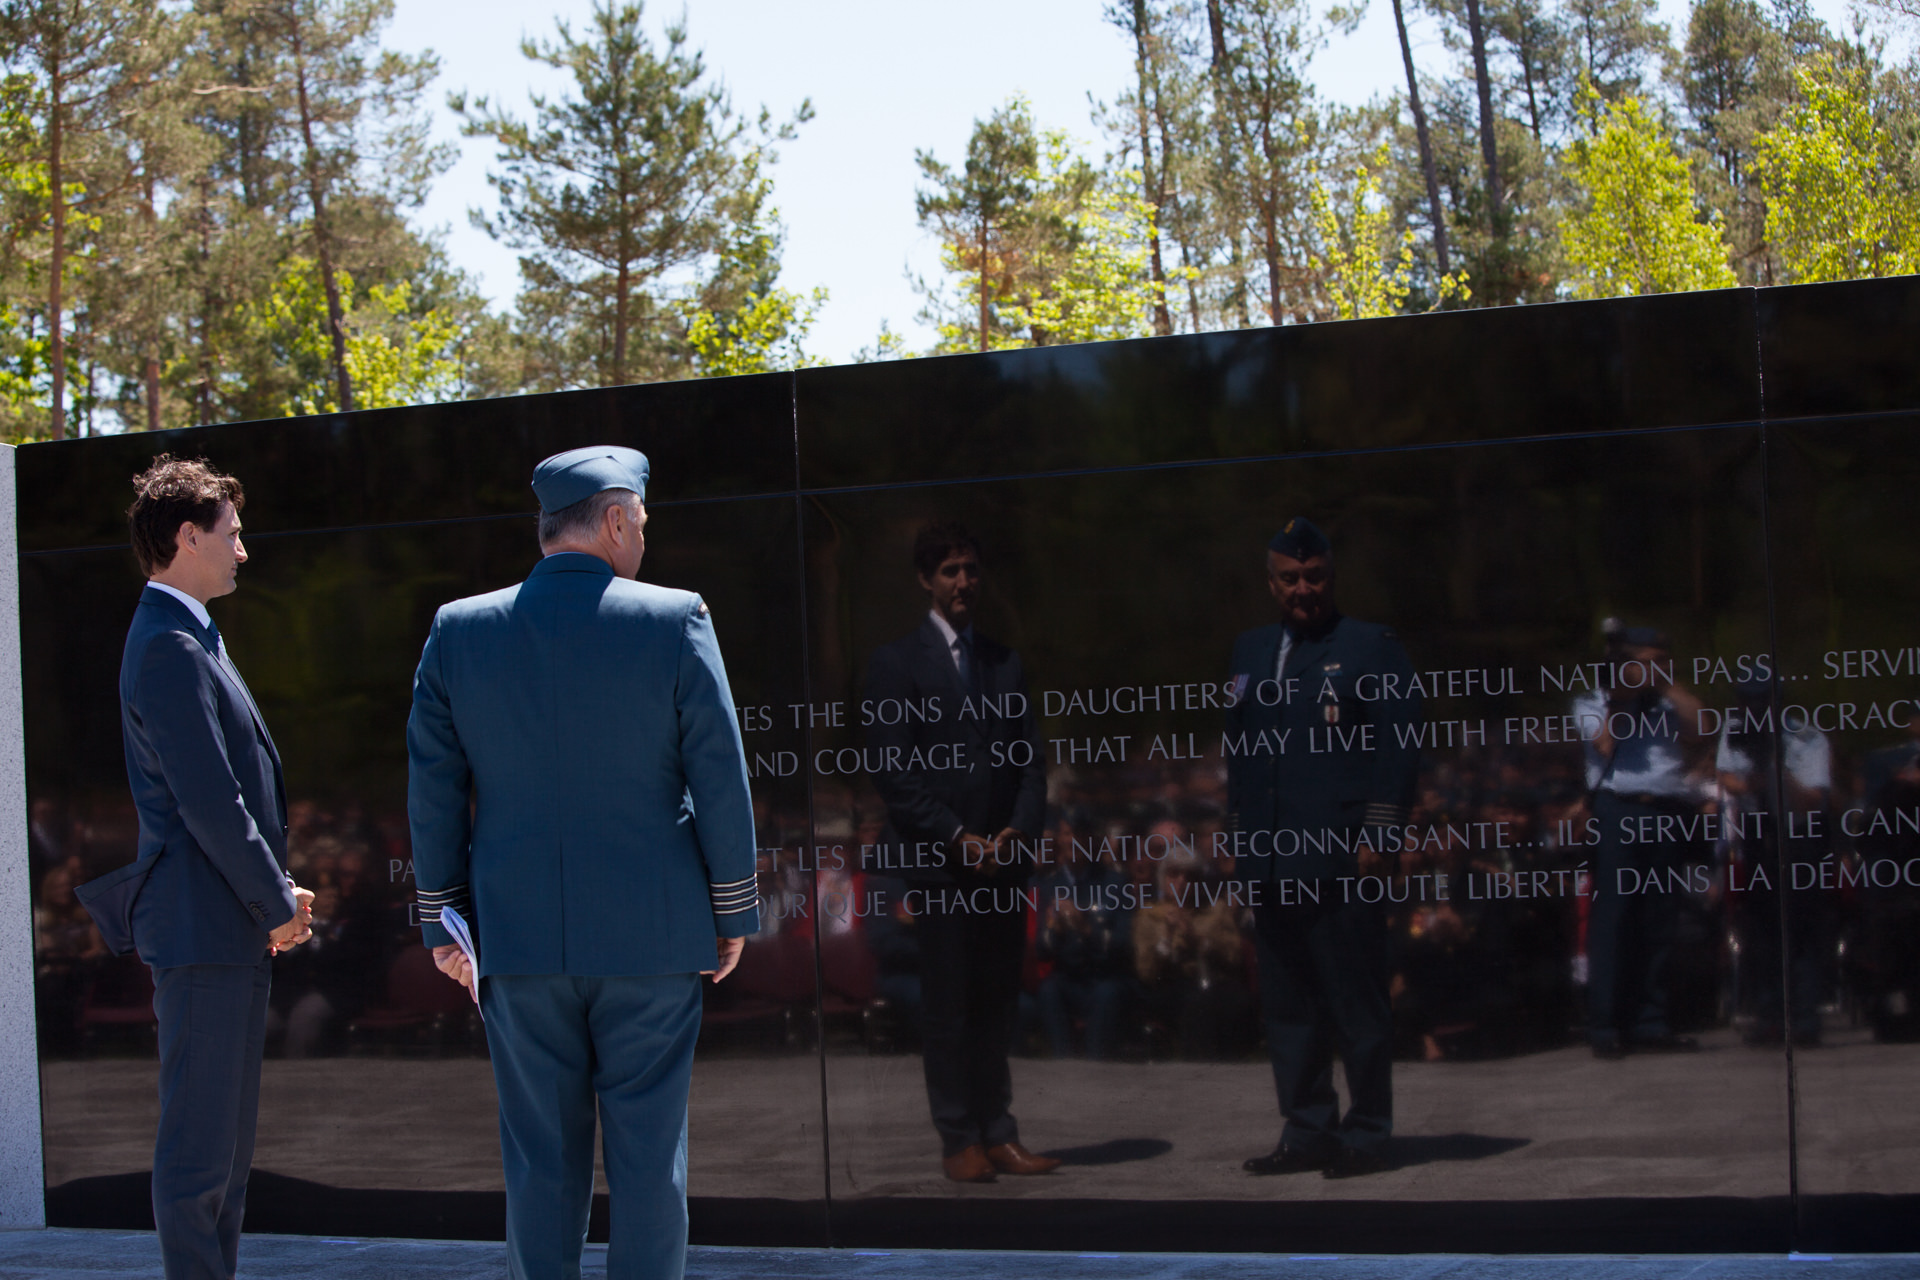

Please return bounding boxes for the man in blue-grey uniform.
[1574,623,1706,1059]
[76,456,315,1280]
[1222,518,1419,1180]
[407,446,759,1280]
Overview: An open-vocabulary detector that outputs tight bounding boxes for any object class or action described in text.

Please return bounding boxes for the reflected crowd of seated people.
[27,705,1920,1065]
[801,693,1920,1067]
[30,796,474,1058]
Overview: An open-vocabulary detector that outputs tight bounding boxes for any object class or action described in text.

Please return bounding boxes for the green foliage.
[918,101,1187,351]
[682,184,826,377]
[1563,87,1736,296]
[1753,58,1919,282]
[994,166,1184,345]
[914,97,1046,351]
[0,302,49,441]
[851,321,911,363]
[1312,146,1471,318]
[250,257,461,414]
[684,285,824,378]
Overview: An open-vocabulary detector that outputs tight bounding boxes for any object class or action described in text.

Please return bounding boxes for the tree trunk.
[1180,241,1201,330]
[1263,201,1282,324]
[978,219,991,352]
[196,175,215,425]
[1392,0,1452,278]
[613,261,630,384]
[1206,0,1253,328]
[1464,0,1503,227]
[1132,0,1172,336]
[143,172,162,430]
[291,19,354,413]
[48,48,66,441]
[1520,41,1544,145]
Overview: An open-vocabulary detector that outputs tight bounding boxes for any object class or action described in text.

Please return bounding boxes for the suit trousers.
[1251,896,1393,1155]
[916,904,1026,1156]
[151,957,272,1280]
[482,972,702,1280]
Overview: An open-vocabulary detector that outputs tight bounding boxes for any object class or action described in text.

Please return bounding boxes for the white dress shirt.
[149,581,212,632]
[927,609,975,677]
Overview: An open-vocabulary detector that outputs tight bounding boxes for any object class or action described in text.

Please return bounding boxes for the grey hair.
[537,488,640,549]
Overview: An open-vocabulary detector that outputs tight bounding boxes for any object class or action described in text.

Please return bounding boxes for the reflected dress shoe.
[1243,1140,1336,1175]
[1323,1146,1391,1179]
[943,1145,997,1182]
[1630,1033,1699,1053]
[985,1142,1062,1175]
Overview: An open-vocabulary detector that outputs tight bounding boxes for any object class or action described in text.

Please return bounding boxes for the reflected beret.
[1268,516,1331,561]
[531,446,649,512]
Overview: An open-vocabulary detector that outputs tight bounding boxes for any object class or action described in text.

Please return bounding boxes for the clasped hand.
[960,827,1023,875]
[268,886,316,954]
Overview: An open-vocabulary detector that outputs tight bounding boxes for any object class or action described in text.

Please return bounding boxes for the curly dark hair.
[127,455,245,577]
[911,521,981,577]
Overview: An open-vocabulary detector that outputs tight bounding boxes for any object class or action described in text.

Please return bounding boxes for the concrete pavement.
[0,1231,1914,1280]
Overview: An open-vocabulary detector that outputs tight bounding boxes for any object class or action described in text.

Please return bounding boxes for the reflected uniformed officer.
[1223,518,1419,1179]
[407,447,759,1280]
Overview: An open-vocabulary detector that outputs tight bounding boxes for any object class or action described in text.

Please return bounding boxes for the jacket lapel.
[140,588,283,774]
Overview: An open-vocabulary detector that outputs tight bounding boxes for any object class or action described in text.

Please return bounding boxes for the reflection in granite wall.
[18,277,1920,1253]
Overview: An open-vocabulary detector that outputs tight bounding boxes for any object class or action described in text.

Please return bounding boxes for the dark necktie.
[205,618,224,660]
[956,633,976,692]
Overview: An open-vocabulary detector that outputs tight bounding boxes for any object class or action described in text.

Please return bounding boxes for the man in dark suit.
[861,521,1054,1183]
[1222,518,1419,1179]
[79,456,314,1280]
[407,446,759,1280]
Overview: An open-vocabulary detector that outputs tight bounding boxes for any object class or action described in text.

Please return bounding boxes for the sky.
[385,0,1896,365]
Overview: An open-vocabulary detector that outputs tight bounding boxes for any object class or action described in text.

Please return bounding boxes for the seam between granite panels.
[19,413,1796,558]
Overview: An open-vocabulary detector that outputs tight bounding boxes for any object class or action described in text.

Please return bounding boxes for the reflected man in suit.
[408,447,758,1280]
[1223,518,1419,1179]
[90,457,314,1280]
[862,522,1056,1183]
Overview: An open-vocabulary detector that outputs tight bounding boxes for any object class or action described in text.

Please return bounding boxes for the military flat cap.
[1268,516,1331,561]
[531,446,650,512]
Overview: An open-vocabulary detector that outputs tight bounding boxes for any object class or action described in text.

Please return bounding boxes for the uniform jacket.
[1223,614,1421,881]
[861,616,1047,885]
[82,586,296,966]
[406,552,760,977]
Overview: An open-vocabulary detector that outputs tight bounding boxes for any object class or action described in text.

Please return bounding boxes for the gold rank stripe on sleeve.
[416,883,473,925]
[1365,802,1409,828]
[708,875,759,916]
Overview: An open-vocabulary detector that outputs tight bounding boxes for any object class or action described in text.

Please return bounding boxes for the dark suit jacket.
[102,586,295,966]
[1223,614,1421,882]
[862,616,1047,885]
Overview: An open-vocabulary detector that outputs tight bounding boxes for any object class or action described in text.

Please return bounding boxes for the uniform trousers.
[150,956,273,1280]
[1251,896,1393,1155]
[482,973,702,1280]
[1587,792,1690,1046]
[915,904,1027,1156]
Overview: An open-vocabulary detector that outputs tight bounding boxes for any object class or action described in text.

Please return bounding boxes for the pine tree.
[914,99,1044,351]
[1207,0,1345,322]
[456,0,796,387]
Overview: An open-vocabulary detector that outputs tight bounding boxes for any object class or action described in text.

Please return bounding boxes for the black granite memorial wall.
[17,275,1920,1254]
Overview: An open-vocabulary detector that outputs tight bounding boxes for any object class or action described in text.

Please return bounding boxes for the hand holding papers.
[436,905,482,1017]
